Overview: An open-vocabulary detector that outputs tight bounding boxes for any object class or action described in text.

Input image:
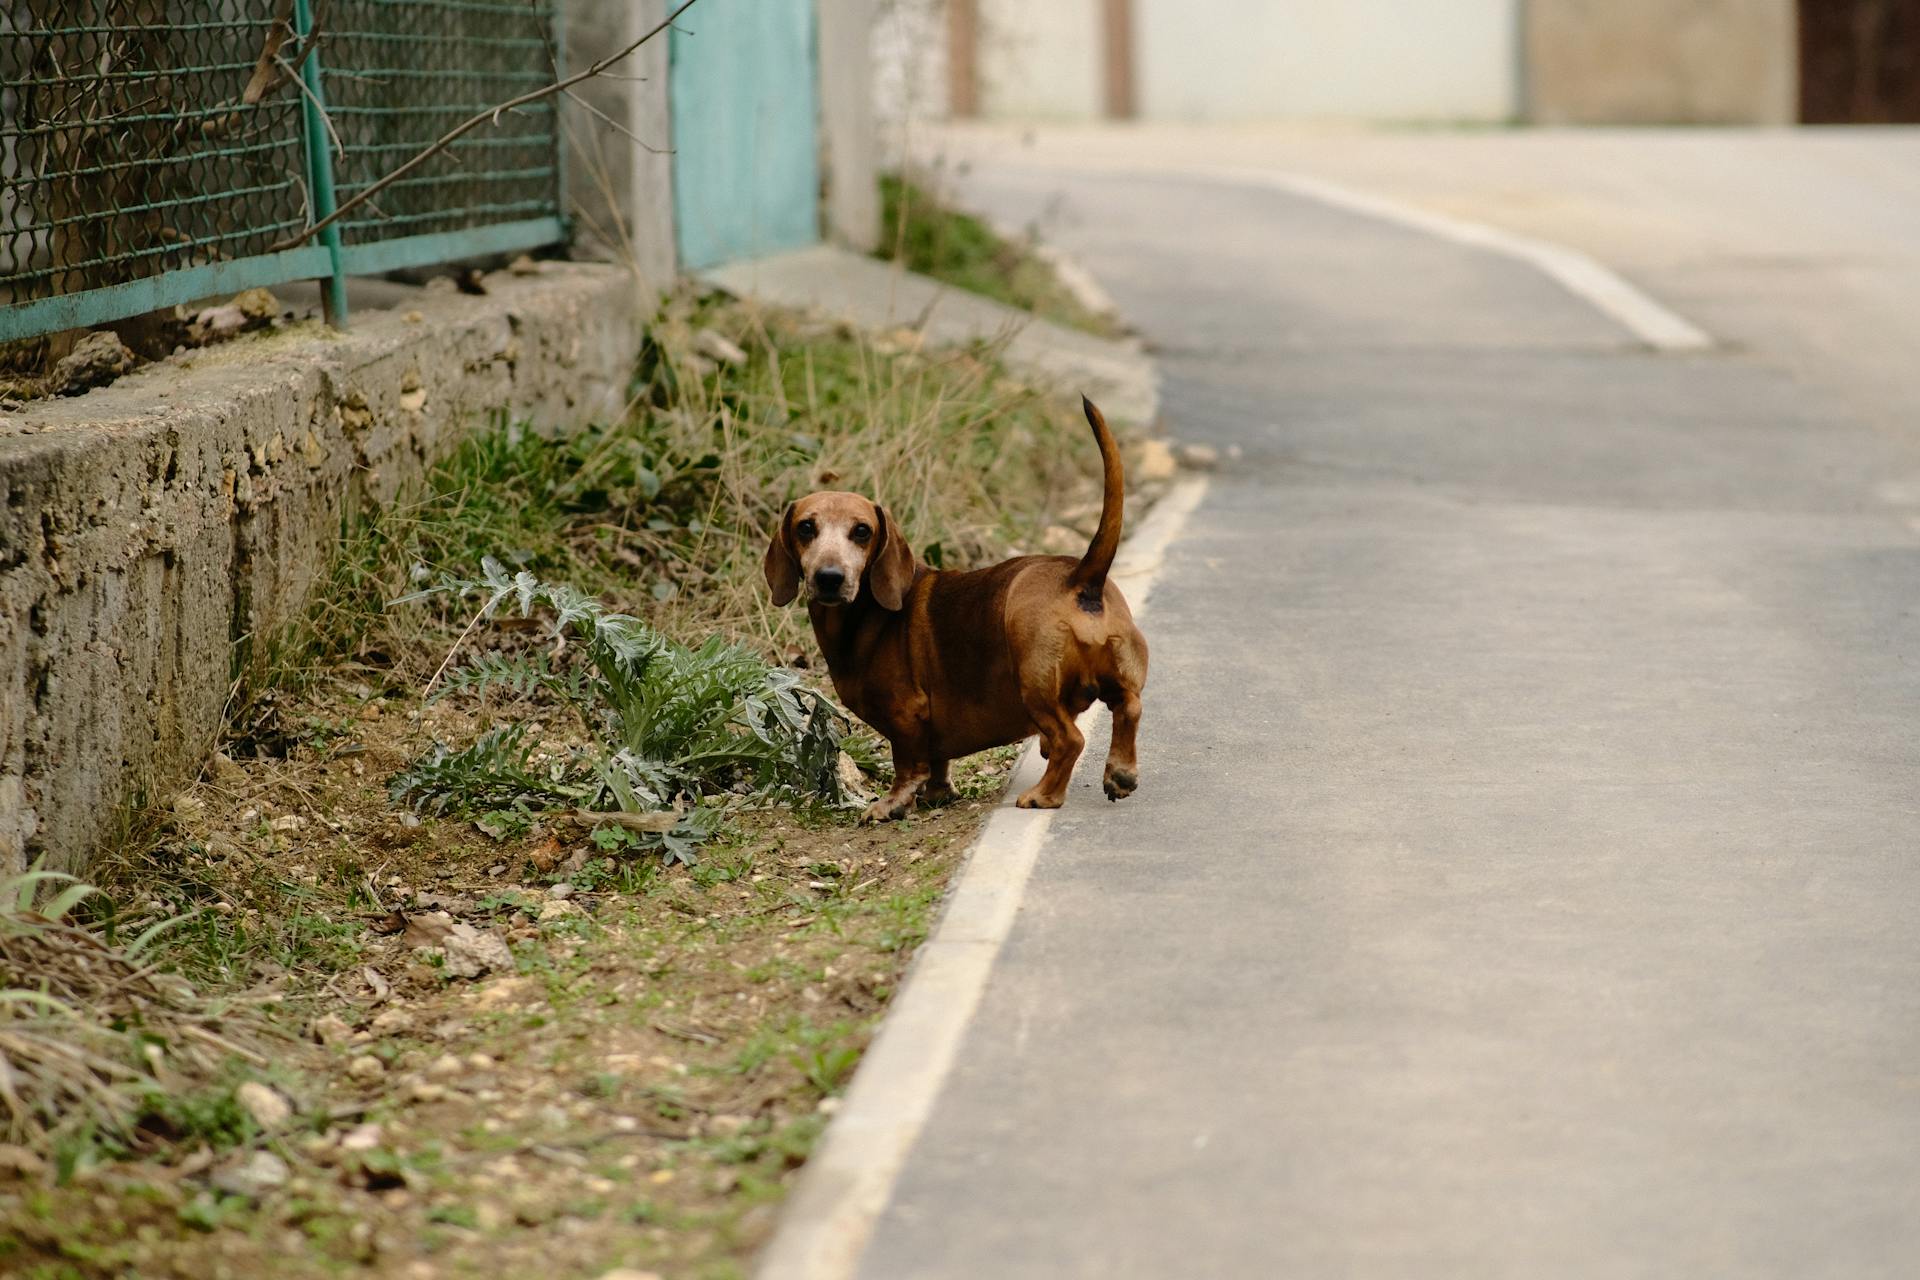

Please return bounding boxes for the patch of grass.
[878,171,1121,338]
[692,1113,825,1171]
[89,840,375,992]
[132,1081,256,1151]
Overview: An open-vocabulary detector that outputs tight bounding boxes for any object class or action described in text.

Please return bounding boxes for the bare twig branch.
[265,0,699,253]
[562,86,672,156]
[272,50,344,157]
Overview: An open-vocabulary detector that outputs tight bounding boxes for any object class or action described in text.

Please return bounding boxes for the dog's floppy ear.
[868,504,916,611]
[763,503,800,606]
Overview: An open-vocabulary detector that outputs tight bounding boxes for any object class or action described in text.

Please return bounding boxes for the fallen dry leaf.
[565,809,679,835]
[402,911,513,979]
[528,834,566,872]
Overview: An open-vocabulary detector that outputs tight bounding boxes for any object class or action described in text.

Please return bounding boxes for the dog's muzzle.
[810,566,849,604]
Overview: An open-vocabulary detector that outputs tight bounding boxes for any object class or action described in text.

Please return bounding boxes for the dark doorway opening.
[1800,0,1920,122]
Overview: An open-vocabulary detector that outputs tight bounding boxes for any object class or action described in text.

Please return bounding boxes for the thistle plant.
[390,558,849,863]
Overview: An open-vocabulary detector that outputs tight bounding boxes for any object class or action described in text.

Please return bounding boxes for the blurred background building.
[875,0,1920,128]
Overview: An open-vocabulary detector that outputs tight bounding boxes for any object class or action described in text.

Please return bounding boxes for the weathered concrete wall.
[819,0,883,252]
[564,0,676,289]
[0,265,643,875]
[1524,0,1796,124]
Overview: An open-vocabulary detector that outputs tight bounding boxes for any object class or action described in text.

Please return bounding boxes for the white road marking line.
[1202,166,1714,354]
[754,475,1210,1280]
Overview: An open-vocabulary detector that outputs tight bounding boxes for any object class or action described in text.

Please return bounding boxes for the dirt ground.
[0,669,1017,1280]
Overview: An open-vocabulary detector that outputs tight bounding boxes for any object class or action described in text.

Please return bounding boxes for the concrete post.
[819,0,882,253]
[563,0,676,295]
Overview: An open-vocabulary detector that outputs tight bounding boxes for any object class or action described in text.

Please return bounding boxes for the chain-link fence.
[327,1,562,256]
[1,0,564,364]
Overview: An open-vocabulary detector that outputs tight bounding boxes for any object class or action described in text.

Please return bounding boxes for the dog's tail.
[1068,395,1124,595]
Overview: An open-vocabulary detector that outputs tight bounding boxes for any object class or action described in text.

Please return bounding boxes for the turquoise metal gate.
[668,0,819,271]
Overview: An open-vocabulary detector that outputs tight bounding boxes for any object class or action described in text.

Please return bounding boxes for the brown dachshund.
[763,396,1147,820]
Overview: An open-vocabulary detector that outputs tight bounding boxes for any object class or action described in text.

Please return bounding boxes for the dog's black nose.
[812,567,846,596]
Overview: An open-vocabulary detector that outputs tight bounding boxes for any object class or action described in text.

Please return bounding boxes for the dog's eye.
[795,519,817,542]
[850,522,872,544]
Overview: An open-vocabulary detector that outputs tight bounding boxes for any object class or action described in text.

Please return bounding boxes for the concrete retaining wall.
[0,264,645,875]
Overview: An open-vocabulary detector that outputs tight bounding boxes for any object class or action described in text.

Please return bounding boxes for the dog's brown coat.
[764,398,1147,818]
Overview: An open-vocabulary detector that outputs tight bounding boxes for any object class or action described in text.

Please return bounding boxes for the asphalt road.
[853,163,1920,1277]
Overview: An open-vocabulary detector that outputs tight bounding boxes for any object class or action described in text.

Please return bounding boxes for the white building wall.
[977,0,1103,120]
[873,1,1522,128]
[1128,0,1520,122]
[1138,0,1520,122]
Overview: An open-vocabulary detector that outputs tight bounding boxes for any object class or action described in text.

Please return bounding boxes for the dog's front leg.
[866,746,931,822]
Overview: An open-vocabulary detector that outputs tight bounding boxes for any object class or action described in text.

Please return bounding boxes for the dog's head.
[763,491,915,610]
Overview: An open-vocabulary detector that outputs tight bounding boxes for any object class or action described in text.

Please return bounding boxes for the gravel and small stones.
[211,1151,290,1199]
[310,1013,355,1045]
[338,1123,384,1153]
[51,331,135,395]
[1173,441,1220,470]
[235,1081,293,1130]
[693,328,748,366]
[1130,437,1178,483]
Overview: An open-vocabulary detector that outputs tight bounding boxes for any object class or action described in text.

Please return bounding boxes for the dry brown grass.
[0,872,275,1149]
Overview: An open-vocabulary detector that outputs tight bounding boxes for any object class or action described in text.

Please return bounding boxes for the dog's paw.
[1015,787,1065,810]
[1102,768,1137,802]
[863,796,911,823]
[920,783,958,808]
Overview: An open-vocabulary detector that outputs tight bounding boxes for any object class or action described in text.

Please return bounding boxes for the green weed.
[878,172,1120,338]
[390,563,852,862]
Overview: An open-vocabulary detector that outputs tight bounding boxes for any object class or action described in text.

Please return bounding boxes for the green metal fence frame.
[0,4,566,344]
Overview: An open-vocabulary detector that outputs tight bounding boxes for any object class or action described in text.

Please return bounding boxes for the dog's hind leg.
[1102,687,1141,801]
[1016,702,1085,809]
